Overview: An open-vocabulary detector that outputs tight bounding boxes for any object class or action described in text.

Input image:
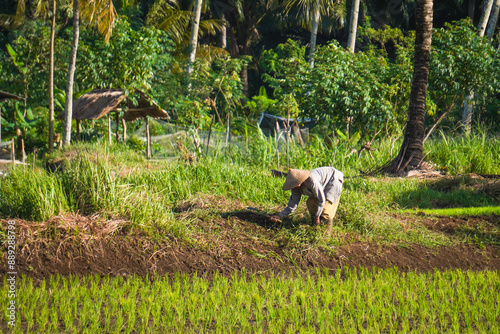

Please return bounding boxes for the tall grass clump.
[426,130,500,175]
[0,166,69,221]
[60,152,122,214]
[128,158,285,207]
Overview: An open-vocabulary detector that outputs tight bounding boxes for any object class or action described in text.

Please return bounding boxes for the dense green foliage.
[1,10,499,153]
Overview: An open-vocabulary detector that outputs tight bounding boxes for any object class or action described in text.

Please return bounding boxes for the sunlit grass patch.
[402,206,500,216]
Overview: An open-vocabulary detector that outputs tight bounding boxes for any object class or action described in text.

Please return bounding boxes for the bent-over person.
[270,167,343,235]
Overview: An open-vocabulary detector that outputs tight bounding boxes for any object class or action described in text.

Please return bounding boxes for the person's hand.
[270,215,281,223]
[312,216,320,226]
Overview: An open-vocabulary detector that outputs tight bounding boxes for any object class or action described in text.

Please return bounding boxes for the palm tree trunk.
[309,2,320,68]
[486,0,500,38]
[220,13,227,49]
[48,0,56,152]
[186,0,203,75]
[62,0,80,147]
[347,0,360,53]
[478,0,494,36]
[383,0,433,174]
[462,0,494,132]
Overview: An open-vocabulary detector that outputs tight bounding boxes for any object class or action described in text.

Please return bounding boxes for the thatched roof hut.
[57,89,170,159]
[57,89,170,121]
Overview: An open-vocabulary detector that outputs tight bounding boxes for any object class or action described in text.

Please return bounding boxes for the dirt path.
[2,211,499,280]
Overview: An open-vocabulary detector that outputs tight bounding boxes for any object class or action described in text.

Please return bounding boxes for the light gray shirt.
[278,167,343,218]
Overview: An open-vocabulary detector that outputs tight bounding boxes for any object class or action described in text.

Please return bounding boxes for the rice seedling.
[2,269,500,332]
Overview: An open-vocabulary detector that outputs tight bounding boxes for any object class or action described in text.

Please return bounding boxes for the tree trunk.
[186,0,203,75]
[220,13,227,49]
[477,0,494,37]
[62,0,80,147]
[309,2,320,68]
[462,0,494,132]
[48,0,56,152]
[347,0,360,53]
[486,0,500,38]
[383,0,433,174]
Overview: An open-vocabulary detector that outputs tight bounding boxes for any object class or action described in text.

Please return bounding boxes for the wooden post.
[275,120,280,169]
[76,119,80,140]
[206,115,214,155]
[225,112,231,146]
[107,114,112,145]
[115,111,120,142]
[11,138,15,166]
[122,118,127,142]
[286,110,290,170]
[21,139,25,164]
[32,149,37,170]
[146,117,151,159]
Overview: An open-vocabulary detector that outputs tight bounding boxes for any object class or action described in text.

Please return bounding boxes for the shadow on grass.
[392,176,499,210]
[220,210,313,231]
[422,214,500,246]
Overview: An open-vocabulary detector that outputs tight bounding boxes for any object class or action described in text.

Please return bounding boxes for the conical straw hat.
[282,169,311,190]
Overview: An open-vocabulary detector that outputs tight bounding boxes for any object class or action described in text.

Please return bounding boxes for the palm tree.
[146,0,226,62]
[62,0,117,147]
[462,0,494,133]
[187,0,203,75]
[0,0,25,30]
[283,0,338,68]
[347,0,360,52]
[383,0,433,174]
[486,0,500,38]
[49,0,56,151]
[62,0,80,147]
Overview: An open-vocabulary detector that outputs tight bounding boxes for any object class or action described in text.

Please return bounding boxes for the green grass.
[402,206,500,216]
[2,269,499,333]
[1,133,498,248]
[426,130,500,175]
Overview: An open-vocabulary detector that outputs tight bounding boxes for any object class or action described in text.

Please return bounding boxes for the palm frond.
[80,0,117,43]
[199,19,226,38]
[0,0,25,30]
[196,44,230,62]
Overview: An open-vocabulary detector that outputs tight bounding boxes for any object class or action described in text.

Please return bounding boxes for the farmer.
[270,167,344,231]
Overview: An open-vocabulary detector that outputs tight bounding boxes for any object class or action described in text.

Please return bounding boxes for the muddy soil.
[2,205,499,280]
